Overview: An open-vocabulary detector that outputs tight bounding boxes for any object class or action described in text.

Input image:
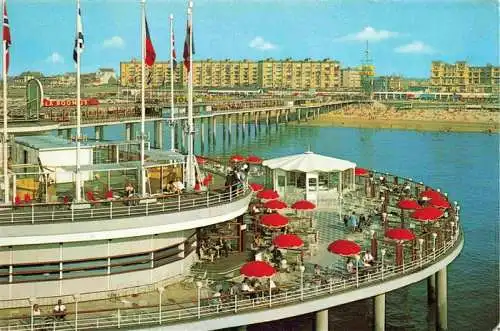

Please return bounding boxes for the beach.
[301,103,499,133]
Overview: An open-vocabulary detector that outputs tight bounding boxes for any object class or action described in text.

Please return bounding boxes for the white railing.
[0,183,250,225]
[0,232,462,331]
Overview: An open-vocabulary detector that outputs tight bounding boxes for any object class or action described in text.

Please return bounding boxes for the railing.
[0,183,251,226]
[0,232,462,331]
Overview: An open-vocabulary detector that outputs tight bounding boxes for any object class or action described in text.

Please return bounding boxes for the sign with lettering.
[42,98,99,107]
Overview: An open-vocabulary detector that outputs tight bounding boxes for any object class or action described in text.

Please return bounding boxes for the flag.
[3,0,11,74]
[171,30,177,69]
[183,18,195,72]
[145,17,156,67]
[73,4,84,64]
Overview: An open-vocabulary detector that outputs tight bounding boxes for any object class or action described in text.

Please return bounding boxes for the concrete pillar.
[374,293,385,331]
[95,126,104,141]
[222,115,227,142]
[254,113,258,137]
[247,113,251,137]
[207,117,212,145]
[174,123,180,150]
[212,117,217,146]
[298,108,301,122]
[257,112,261,132]
[242,114,246,140]
[153,121,163,150]
[227,115,232,143]
[200,118,205,153]
[275,111,279,129]
[285,109,289,123]
[266,111,270,130]
[235,114,240,139]
[315,309,328,331]
[437,268,448,331]
[181,120,186,154]
[125,123,134,141]
[427,274,436,303]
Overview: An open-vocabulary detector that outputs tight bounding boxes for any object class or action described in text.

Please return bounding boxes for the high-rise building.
[340,67,362,90]
[120,59,182,88]
[431,61,500,93]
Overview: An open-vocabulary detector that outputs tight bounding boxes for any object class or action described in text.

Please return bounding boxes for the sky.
[6,0,499,78]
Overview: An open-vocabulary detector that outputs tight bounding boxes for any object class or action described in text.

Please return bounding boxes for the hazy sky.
[6,0,499,77]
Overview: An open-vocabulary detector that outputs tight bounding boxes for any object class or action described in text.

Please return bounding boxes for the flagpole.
[75,0,82,202]
[140,0,147,196]
[186,1,195,190]
[169,14,175,151]
[2,0,9,204]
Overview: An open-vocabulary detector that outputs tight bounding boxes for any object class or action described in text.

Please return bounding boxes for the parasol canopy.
[195,156,207,164]
[420,189,444,201]
[411,207,444,222]
[240,261,276,278]
[273,234,304,249]
[263,200,288,210]
[260,213,289,228]
[291,200,316,210]
[246,155,263,165]
[327,239,361,257]
[249,183,265,192]
[230,154,246,163]
[355,167,369,176]
[397,199,421,210]
[430,198,451,209]
[257,189,280,200]
[385,228,416,241]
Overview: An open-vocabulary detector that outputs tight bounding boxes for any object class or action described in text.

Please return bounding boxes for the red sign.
[42,98,99,107]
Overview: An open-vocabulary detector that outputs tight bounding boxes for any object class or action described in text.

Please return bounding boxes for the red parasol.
[195,156,207,165]
[430,198,451,209]
[240,261,276,278]
[273,234,304,249]
[410,207,444,222]
[257,189,280,200]
[249,183,264,192]
[260,213,289,228]
[397,199,421,210]
[246,155,263,165]
[327,239,361,257]
[230,155,246,163]
[355,167,369,176]
[419,189,443,201]
[385,228,416,241]
[263,200,288,210]
[291,200,316,210]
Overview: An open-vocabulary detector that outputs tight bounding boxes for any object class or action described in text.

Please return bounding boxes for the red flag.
[144,17,156,67]
[3,1,11,74]
[172,30,177,69]
[183,18,194,72]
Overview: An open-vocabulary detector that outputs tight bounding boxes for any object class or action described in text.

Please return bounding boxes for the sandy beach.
[301,103,499,133]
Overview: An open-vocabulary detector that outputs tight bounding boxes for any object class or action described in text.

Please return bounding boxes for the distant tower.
[360,41,375,98]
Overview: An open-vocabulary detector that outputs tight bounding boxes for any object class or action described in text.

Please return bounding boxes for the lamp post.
[432,232,437,259]
[418,238,424,268]
[449,221,455,242]
[355,255,360,287]
[196,281,203,318]
[157,286,164,324]
[299,265,305,301]
[73,293,80,331]
[381,248,386,279]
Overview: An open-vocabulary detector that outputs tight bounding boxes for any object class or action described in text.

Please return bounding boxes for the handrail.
[0,182,251,226]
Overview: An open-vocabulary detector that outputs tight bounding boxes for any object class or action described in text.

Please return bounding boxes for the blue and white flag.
[73,3,84,64]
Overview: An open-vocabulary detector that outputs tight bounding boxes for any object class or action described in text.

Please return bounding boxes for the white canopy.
[262,151,356,173]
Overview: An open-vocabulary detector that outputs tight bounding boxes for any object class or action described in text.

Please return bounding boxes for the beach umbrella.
[246,155,263,165]
[291,200,316,210]
[410,207,444,222]
[260,213,289,228]
[385,228,416,241]
[195,156,207,165]
[240,261,276,278]
[327,239,361,257]
[257,189,279,200]
[397,199,421,210]
[355,167,369,176]
[230,154,246,163]
[419,189,443,201]
[263,199,288,210]
[430,198,451,209]
[249,183,264,192]
[273,234,304,249]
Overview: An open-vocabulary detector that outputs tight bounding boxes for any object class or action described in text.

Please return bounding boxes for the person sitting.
[33,303,41,317]
[53,299,67,320]
[314,264,321,276]
[172,180,185,194]
[241,278,256,299]
[125,182,135,197]
[346,259,356,274]
[272,247,283,264]
[363,251,375,266]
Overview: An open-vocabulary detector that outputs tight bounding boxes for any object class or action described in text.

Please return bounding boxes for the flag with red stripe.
[3,0,11,74]
[183,18,195,72]
[144,16,156,67]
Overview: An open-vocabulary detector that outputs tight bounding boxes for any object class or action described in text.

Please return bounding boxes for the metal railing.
[0,232,462,331]
[0,183,250,226]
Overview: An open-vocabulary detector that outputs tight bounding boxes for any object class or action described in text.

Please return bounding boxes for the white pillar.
[437,267,448,330]
[315,309,328,331]
[374,293,385,331]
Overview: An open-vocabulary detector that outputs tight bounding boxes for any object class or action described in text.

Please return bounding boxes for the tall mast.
[75,0,82,201]
[140,0,146,196]
[169,14,175,151]
[2,0,9,204]
[186,1,195,190]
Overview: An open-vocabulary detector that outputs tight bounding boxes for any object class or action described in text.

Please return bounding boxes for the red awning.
[240,261,276,278]
[430,198,451,209]
[195,156,207,164]
[410,207,444,222]
[273,234,304,249]
[420,189,443,201]
[246,155,263,165]
[263,200,288,210]
[327,240,361,257]
[249,183,264,192]
[355,167,369,176]
[385,228,416,241]
[397,199,421,210]
[257,189,280,200]
[291,200,316,210]
[260,213,289,228]
[230,155,246,162]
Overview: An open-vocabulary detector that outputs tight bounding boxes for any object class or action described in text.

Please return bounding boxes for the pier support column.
[200,118,205,154]
[95,126,104,141]
[125,123,134,141]
[242,115,246,140]
[297,108,301,122]
[427,274,436,303]
[235,114,240,139]
[212,117,217,146]
[374,293,385,331]
[174,123,180,151]
[247,113,251,137]
[266,111,270,131]
[222,115,227,142]
[437,267,448,331]
[257,112,261,132]
[227,115,232,144]
[153,121,163,150]
[315,309,328,331]
[254,113,258,137]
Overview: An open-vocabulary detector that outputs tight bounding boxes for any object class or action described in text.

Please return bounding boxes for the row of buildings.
[119,58,375,91]
[11,68,118,88]
[430,61,499,93]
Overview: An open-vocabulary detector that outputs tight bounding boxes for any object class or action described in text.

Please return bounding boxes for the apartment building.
[340,67,362,90]
[431,61,500,93]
